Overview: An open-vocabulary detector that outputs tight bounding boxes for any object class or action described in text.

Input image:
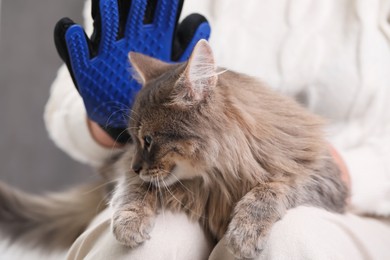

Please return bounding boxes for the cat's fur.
[0,40,347,258]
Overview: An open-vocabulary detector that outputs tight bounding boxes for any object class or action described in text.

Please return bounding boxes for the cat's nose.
[132,163,143,174]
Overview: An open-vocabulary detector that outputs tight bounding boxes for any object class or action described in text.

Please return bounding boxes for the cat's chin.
[139,170,178,187]
[138,160,198,187]
[140,175,178,187]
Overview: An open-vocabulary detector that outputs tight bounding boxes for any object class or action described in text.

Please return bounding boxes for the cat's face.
[127,40,218,186]
[128,104,204,186]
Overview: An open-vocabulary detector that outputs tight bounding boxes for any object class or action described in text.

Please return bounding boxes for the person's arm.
[44,65,123,167]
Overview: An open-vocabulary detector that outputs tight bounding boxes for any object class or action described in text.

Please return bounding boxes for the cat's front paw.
[112,208,155,248]
[225,217,268,259]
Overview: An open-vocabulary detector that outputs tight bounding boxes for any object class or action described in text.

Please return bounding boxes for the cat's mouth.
[139,166,178,187]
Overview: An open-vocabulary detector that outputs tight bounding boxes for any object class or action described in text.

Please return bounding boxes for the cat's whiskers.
[99,108,142,155]
[158,169,195,197]
[91,105,144,155]
[171,174,193,195]
[152,176,160,220]
[93,101,132,124]
[132,174,148,195]
[216,68,228,76]
[155,176,166,224]
[161,178,206,220]
[107,129,131,155]
[80,179,118,196]
[127,108,141,118]
[141,178,152,205]
[78,178,119,214]
[118,174,147,203]
[114,128,132,143]
[105,110,134,127]
[98,101,141,127]
[125,126,139,130]
[95,188,114,214]
[117,108,141,123]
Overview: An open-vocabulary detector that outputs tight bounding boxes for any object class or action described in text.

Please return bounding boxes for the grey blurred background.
[0,0,97,193]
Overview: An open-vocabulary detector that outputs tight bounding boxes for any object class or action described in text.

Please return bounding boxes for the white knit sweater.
[45,0,390,216]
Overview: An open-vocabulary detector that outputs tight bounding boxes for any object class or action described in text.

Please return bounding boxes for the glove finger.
[98,0,120,52]
[125,0,148,38]
[54,18,92,90]
[155,0,183,30]
[174,14,211,61]
[54,18,76,63]
[65,25,91,74]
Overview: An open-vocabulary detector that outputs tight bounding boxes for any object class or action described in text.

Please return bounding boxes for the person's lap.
[67,206,390,260]
[211,206,390,260]
[67,209,213,260]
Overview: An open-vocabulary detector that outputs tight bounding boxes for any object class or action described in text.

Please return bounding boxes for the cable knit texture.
[45,0,390,216]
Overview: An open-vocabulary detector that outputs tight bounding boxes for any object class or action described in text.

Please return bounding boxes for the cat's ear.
[173,40,217,106]
[129,52,171,85]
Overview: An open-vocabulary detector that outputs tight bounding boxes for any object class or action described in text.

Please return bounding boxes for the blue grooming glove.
[54,0,211,143]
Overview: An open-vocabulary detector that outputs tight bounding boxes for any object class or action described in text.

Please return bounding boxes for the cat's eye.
[143,135,152,148]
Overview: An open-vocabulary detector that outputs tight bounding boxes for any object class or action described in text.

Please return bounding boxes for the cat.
[109,40,348,259]
[0,40,347,258]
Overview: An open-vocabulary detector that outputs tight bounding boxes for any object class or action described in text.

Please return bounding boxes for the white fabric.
[65,206,390,260]
[67,209,213,260]
[210,206,390,260]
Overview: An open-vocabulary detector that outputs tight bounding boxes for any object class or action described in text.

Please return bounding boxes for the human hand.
[54,0,211,143]
[87,118,124,148]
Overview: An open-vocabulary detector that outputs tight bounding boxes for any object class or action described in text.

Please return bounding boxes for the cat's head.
[127,40,220,186]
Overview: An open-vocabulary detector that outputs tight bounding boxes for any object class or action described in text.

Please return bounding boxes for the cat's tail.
[0,180,108,251]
